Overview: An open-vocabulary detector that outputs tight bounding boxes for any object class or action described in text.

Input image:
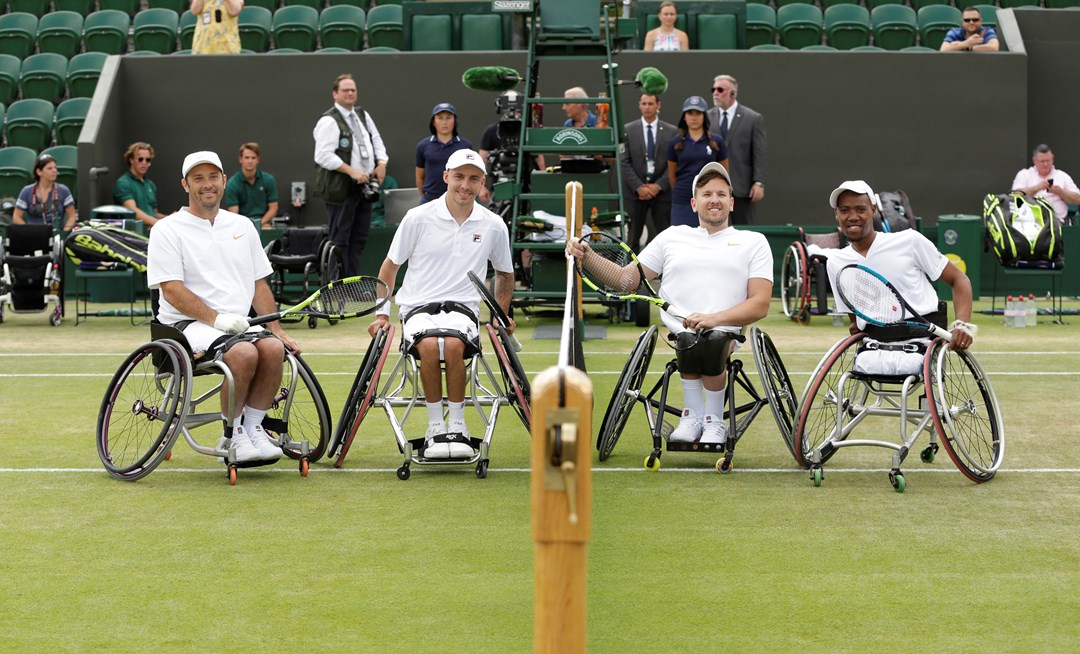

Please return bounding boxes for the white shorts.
[182,321,267,358]
[402,310,479,349]
[853,339,928,377]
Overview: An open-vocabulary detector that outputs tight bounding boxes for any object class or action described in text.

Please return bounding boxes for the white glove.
[214,313,249,335]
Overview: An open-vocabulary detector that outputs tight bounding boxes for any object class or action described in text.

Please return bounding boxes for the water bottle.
[1027,293,1038,327]
[1004,295,1017,328]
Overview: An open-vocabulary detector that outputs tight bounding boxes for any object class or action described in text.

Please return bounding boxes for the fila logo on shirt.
[473,233,482,243]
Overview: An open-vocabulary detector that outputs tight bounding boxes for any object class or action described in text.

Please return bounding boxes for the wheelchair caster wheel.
[308,316,317,329]
[920,443,939,464]
[644,455,661,471]
[811,467,823,487]
[396,464,411,480]
[797,307,811,326]
[49,312,61,326]
[717,456,733,474]
[475,459,489,479]
[227,466,238,486]
[164,449,172,461]
[889,470,906,493]
[299,458,309,477]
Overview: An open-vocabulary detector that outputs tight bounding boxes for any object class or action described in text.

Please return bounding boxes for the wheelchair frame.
[794,333,1004,491]
[596,325,799,473]
[96,325,332,484]
[780,229,844,325]
[0,224,64,326]
[264,226,342,329]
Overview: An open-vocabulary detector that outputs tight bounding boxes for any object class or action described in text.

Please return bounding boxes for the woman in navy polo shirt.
[415,103,474,204]
[667,96,729,228]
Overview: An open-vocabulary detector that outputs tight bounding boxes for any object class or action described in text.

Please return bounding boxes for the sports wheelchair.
[0,224,64,325]
[264,226,341,329]
[780,228,845,325]
[596,326,799,473]
[794,333,1004,492]
[96,323,331,485]
[327,296,531,480]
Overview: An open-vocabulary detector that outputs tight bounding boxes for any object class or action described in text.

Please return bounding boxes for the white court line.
[2,350,1078,358]
[3,370,1079,379]
[1,467,1077,475]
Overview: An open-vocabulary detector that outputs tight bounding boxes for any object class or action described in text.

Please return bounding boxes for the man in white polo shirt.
[147,151,299,464]
[368,149,515,459]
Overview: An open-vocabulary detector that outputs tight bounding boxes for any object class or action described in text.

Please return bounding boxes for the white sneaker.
[248,424,283,461]
[445,418,475,459]
[424,421,450,459]
[668,409,703,442]
[700,414,728,445]
[228,426,262,463]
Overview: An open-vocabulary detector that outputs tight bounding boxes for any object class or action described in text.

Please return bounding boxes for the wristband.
[949,320,978,337]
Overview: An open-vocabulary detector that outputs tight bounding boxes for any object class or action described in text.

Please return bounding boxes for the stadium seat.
[245,0,280,12]
[696,14,738,49]
[67,52,107,98]
[998,0,1039,6]
[126,50,162,56]
[461,14,503,50]
[53,0,96,17]
[19,53,68,103]
[911,0,952,9]
[777,4,823,50]
[54,97,91,146]
[97,0,139,15]
[746,4,777,49]
[133,8,180,54]
[147,0,188,13]
[329,0,367,6]
[4,99,55,151]
[1044,0,1080,7]
[974,5,998,29]
[173,48,192,55]
[269,47,303,54]
[41,145,78,194]
[820,0,862,7]
[271,5,319,52]
[362,46,399,52]
[409,14,451,51]
[282,0,322,8]
[802,44,839,50]
[871,5,918,51]
[9,0,50,18]
[749,43,789,51]
[0,12,39,60]
[319,5,365,51]
[0,145,37,199]
[84,10,131,55]
[0,53,19,106]
[901,45,937,52]
[36,11,85,59]
[775,0,816,6]
[851,44,886,51]
[824,4,871,50]
[918,5,961,50]
[865,0,907,9]
[239,6,273,53]
[367,4,404,50]
[179,10,197,49]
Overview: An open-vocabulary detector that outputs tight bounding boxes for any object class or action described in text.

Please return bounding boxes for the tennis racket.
[576,232,687,321]
[834,264,952,341]
[467,271,522,352]
[250,276,389,326]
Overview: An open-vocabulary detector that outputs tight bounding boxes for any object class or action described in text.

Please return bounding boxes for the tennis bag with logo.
[875,190,915,233]
[982,193,1063,265]
[64,222,149,272]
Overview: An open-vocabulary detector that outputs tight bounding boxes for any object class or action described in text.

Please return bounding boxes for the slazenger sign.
[491,0,532,11]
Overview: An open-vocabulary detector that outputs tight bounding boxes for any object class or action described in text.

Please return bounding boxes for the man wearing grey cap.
[147,151,299,464]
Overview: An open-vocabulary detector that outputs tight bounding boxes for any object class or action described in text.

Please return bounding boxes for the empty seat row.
[0,98,86,151]
[753,0,1075,9]
[0,9,174,57]
[0,52,104,105]
[0,143,77,199]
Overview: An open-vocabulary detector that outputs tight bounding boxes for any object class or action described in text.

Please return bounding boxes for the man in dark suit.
[620,93,676,250]
[707,75,767,225]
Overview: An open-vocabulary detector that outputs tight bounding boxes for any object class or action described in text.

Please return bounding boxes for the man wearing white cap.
[568,162,773,445]
[824,180,975,374]
[147,151,300,464]
[368,149,515,460]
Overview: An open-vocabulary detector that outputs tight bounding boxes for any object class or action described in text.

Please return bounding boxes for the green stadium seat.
[749,43,789,50]
[998,0,1039,6]
[282,0,322,8]
[901,45,937,51]
[268,47,302,53]
[0,53,19,106]
[97,0,139,15]
[67,52,107,98]
[373,0,405,4]
[4,99,55,151]
[37,11,85,59]
[409,14,451,51]
[362,46,399,52]
[244,0,280,12]
[329,0,366,6]
[802,44,838,50]
[0,12,39,60]
[851,44,886,51]
[41,145,78,194]
[911,0,952,10]
[1044,0,1080,7]
[974,5,998,29]
[147,0,188,13]
[126,50,162,56]
[133,8,179,54]
[239,6,273,53]
[367,4,403,50]
[319,5,365,51]
[19,53,68,103]
[918,5,961,50]
[271,5,318,52]
[84,10,131,55]
[9,0,49,18]
[461,14,503,50]
[871,5,918,51]
[777,4,823,50]
[821,0,863,8]
[695,14,738,50]
[825,5,871,50]
[173,48,192,55]
[0,145,37,199]
[53,0,96,17]
[316,46,350,53]
[746,5,777,49]
[179,10,197,49]
[775,0,816,6]
[866,0,908,9]
[54,97,91,146]
[745,0,770,4]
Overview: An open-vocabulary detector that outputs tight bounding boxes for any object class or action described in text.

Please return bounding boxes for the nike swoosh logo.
[233,234,243,240]
[727,242,740,246]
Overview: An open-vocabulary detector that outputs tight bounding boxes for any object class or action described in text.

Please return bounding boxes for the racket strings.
[311,278,387,316]
[838,269,904,323]
[580,235,640,294]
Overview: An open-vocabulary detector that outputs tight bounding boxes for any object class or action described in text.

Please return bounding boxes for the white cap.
[445,148,486,174]
[829,180,879,208]
[691,161,732,192]
[181,151,224,178]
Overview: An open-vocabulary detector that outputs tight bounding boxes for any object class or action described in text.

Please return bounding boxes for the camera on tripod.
[490,90,524,182]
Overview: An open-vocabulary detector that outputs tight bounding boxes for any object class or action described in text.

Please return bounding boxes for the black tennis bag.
[875,190,915,233]
[982,193,1063,265]
[64,222,149,272]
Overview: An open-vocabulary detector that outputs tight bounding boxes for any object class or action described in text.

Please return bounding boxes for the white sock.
[681,378,704,416]
[704,388,727,417]
[426,401,444,424]
[231,413,244,436]
[243,406,267,429]
[448,401,466,422]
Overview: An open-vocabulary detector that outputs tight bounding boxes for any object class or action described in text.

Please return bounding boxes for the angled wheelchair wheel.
[597,325,657,461]
[96,340,191,481]
[751,327,798,462]
[793,333,864,468]
[332,325,394,467]
[780,242,807,320]
[924,339,1004,482]
[487,323,532,431]
[270,351,331,464]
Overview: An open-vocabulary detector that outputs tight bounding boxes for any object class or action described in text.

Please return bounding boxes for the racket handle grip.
[509,331,523,353]
[249,313,281,327]
[930,324,953,341]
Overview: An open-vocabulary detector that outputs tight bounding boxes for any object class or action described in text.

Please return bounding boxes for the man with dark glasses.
[114,141,166,228]
[940,7,999,52]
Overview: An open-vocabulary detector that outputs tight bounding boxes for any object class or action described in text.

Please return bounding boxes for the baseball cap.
[181,151,224,178]
[682,96,709,113]
[431,102,457,116]
[828,180,879,208]
[691,161,732,191]
[445,148,486,174]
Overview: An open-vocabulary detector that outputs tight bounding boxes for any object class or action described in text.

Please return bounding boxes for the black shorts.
[674,330,737,376]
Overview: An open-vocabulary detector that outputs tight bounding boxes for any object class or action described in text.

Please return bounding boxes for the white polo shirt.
[825,230,947,330]
[1011,165,1078,223]
[147,208,272,325]
[386,194,513,315]
[637,224,773,335]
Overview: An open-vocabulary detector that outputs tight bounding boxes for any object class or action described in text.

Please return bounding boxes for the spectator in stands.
[707,74,767,225]
[940,7,999,52]
[620,92,675,250]
[667,96,729,228]
[644,1,688,52]
[562,87,597,128]
[416,103,473,204]
[191,0,243,55]
[312,73,389,278]
[225,142,280,229]
[12,154,77,232]
[1012,144,1080,224]
[114,141,165,228]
